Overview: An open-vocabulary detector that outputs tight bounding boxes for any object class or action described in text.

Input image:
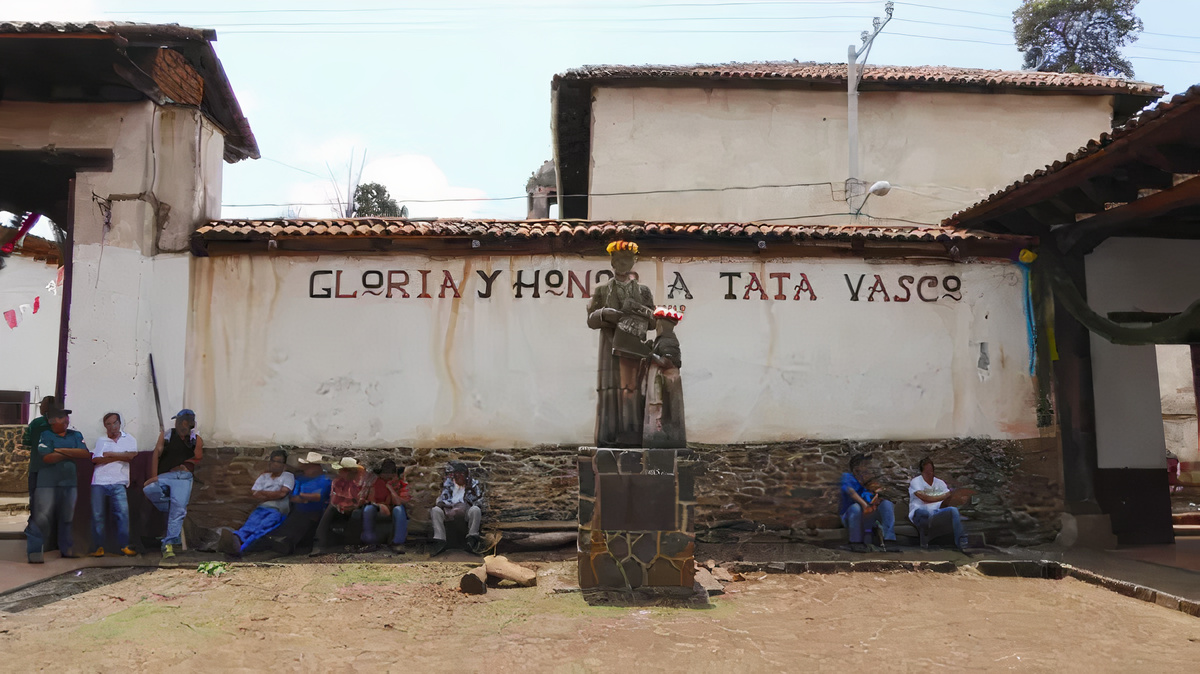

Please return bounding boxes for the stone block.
[631,532,657,565]
[618,450,643,474]
[621,557,645,588]
[647,557,683,586]
[764,562,787,574]
[578,498,595,527]
[594,554,625,587]
[578,459,595,498]
[806,561,852,574]
[608,533,629,559]
[973,560,1016,577]
[645,449,676,475]
[595,450,618,474]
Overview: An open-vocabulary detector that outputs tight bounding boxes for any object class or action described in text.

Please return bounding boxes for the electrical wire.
[222,180,840,208]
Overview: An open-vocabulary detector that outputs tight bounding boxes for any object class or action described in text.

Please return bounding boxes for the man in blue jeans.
[28,408,91,563]
[88,412,139,557]
[908,457,970,553]
[361,458,411,554]
[143,410,203,559]
[839,453,897,553]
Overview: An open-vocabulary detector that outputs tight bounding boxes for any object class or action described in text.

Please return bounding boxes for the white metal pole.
[847,44,860,215]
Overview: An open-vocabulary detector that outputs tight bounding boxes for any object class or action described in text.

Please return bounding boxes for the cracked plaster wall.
[0,101,223,450]
[187,253,1038,448]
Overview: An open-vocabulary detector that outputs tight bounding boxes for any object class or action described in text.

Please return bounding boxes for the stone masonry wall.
[190,436,1063,545]
[0,425,28,494]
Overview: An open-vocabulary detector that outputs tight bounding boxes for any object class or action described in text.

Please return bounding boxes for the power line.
[222,181,839,208]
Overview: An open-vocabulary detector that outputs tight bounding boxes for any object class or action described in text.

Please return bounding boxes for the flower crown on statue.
[606,241,639,255]
[653,306,684,323]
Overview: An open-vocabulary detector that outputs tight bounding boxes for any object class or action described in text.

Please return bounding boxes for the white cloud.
[282,153,490,219]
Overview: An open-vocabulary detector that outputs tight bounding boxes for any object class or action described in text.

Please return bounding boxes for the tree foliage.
[1013,0,1143,78]
[352,182,407,217]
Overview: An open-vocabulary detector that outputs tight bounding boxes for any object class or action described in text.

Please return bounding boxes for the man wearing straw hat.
[310,457,369,556]
[262,451,332,555]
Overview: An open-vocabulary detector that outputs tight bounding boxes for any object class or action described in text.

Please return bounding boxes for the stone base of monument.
[577,447,704,604]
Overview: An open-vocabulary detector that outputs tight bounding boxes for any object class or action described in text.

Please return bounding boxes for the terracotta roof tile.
[197,218,1023,246]
[556,62,1163,96]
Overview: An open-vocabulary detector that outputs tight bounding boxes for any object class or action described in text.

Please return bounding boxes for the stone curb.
[724,558,1199,619]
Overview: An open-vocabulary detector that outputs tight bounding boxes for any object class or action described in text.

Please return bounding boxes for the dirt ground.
[1,562,1198,673]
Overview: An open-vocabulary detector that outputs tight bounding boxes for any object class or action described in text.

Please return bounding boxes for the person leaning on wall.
[142,409,203,559]
[28,408,90,563]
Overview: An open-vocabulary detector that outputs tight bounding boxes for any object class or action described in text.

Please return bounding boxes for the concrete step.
[1173,524,1200,537]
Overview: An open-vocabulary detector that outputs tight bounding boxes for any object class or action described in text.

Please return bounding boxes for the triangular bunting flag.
[32,296,39,314]
[18,304,32,317]
[3,310,17,329]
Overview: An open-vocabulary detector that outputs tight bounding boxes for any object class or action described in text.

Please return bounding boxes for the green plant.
[197,561,230,577]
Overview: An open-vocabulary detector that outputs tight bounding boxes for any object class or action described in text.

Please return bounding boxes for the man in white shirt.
[908,457,969,552]
[218,449,295,556]
[88,412,139,557]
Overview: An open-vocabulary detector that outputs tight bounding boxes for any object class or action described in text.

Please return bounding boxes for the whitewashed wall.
[0,252,61,416]
[187,253,1038,448]
[1157,344,1198,465]
[1086,238,1200,469]
[587,87,1115,224]
[0,101,224,449]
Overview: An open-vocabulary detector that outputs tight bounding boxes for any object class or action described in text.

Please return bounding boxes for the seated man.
[29,408,91,563]
[88,412,139,557]
[429,461,484,557]
[143,409,203,559]
[218,450,294,556]
[839,453,897,553]
[311,457,368,556]
[361,458,411,554]
[263,452,332,555]
[908,457,970,552]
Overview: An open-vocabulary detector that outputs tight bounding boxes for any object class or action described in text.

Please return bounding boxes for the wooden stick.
[483,554,537,587]
[460,565,488,595]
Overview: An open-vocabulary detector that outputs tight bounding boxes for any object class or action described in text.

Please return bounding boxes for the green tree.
[1013,0,1143,77]
[352,182,407,217]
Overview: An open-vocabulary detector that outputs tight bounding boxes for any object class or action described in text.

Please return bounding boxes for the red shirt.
[330,474,367,512]
[369,477,410,505]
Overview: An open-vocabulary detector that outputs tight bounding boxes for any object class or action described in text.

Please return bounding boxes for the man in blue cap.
[143,409,203,559]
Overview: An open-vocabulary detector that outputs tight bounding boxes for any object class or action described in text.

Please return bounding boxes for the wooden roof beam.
[1060,174,1200,253]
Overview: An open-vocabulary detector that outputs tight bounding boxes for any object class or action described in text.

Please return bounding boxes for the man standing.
[361,458,411,554]
[28,408,90,563]
[143,409,203,559]
[908,457,971,552]
[88,412,138,557]
[23,395,57,541]
[264,452,332,555]
[429,461,484,557]
[839,453,897,553]
[218,449,294,556]
[310,457,368,556]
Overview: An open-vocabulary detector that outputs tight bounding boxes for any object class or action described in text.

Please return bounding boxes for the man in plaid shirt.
[429,461,484,556]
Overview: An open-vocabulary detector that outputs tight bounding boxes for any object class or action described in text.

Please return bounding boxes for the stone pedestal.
[577,447,699,590]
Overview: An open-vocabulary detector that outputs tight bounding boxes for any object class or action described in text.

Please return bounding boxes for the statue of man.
[586,241,655,447]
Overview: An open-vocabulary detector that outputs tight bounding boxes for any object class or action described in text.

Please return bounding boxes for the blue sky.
[21,1,1200,223]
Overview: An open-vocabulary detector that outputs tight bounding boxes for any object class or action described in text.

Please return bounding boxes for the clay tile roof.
[196,218,1024,248]
[0,21,258,162]
[945,83,1200,226]
[555,62,1163,96]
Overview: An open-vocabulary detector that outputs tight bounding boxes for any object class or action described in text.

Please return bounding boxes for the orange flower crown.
[606,241,639,255]
[653,306,684,322]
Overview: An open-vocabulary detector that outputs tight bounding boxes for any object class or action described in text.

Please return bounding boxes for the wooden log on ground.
[460,565,488,595]
[483,554,537,587]
[503,531,578,550]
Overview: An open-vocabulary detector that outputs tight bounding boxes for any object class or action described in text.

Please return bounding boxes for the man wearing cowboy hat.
[310,457,369,556]
[217,449,294,556]
[262,451,332,555]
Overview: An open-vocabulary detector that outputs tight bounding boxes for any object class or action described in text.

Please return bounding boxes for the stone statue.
[587,241,655,447]
[643,307,686,448]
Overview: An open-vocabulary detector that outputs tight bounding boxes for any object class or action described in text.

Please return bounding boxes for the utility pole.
[847,1,893,216]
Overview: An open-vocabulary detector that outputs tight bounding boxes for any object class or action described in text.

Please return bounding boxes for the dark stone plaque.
[599,473,677,530]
